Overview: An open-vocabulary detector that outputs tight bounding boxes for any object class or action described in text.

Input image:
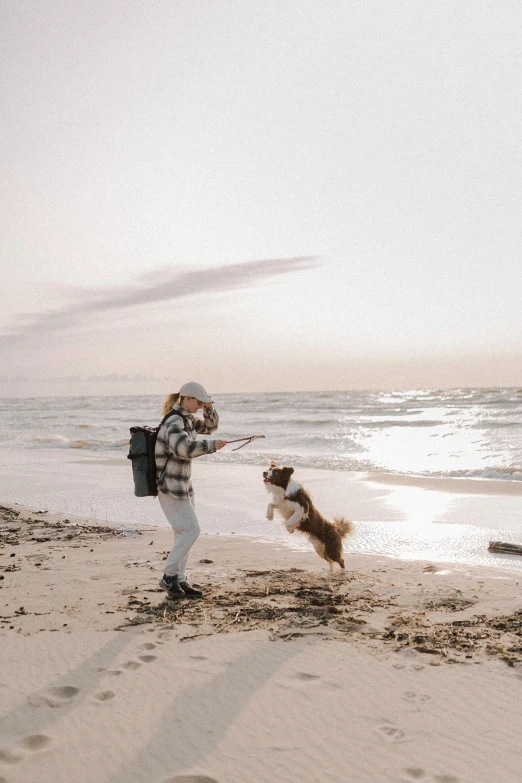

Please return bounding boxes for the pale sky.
[1,0,521,396]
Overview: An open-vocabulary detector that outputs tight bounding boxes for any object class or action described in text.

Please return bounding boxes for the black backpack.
[127,411,179,497]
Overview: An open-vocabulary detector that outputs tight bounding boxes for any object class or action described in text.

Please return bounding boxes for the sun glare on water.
[358,417,493,477]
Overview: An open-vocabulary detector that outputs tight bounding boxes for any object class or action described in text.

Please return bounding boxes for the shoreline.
[3,500,522,782]
[71,451,522,495]
[365,470,522,495]
[2,498,522,641]
[4,448,522,575]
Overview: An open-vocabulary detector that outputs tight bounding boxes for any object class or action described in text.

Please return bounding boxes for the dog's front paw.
[286,523,297,534]
[266,511,274,521]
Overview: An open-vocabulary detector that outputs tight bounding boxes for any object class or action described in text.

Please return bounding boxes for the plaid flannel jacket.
[155,403,219,499]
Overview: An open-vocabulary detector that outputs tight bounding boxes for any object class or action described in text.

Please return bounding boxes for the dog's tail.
[333,517,354,539]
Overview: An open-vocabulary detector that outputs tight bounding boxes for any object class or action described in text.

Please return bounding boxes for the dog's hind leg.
[310,536,326,560]
[330,557,347,582]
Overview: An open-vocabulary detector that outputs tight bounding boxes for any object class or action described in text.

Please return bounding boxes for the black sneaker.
[159,574,185,599]
[179,581,203,598]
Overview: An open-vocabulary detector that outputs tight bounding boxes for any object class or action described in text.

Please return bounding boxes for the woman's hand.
[215,440,227,450]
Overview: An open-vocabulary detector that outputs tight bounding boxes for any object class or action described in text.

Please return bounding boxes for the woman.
[155,381,226,598]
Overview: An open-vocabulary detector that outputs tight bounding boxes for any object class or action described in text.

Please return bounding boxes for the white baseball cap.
[178,381,214,403]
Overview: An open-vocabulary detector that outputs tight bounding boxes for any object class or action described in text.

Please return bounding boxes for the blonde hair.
[162,392,181,416]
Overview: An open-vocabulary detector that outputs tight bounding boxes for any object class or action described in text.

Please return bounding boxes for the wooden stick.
[224,435,265,451]
[224,435,265,444]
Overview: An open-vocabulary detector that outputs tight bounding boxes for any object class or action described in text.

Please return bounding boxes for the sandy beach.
[2,492,522,783]
[3,0,522,775]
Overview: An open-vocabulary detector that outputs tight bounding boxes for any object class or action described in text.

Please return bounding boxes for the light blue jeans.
[158,492,200,581]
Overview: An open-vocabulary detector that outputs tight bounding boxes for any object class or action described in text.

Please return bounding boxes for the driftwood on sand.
[488,541,522,555]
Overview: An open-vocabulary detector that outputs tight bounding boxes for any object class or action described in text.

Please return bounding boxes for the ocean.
[1,389,521,571]
[2,388,522,481]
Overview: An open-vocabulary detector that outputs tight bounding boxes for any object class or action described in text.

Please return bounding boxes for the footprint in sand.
[377,725,407,743]
[18,735,51,752]
[401,769,458,782]
[140,642,156,650]
[0,735,52,766]
[0,748,23,764]
[402,691,432,704]
[123,661,142,670]
[28,685,80,709]
[294,672,320,682]
[94,691,115,702]
[51,686,79,699]
[163,777,219,783]
[139,655,157,663]
[276,671,341,691]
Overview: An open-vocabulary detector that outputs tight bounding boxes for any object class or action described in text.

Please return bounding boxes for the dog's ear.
[270,460,277,467]
[282,466,294,476]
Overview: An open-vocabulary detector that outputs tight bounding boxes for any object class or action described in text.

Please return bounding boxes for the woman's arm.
[165,417,218,460]
[193,406,219,435]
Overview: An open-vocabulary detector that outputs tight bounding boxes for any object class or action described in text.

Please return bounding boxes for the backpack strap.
[157,410,190,486]
[159,410,180,429]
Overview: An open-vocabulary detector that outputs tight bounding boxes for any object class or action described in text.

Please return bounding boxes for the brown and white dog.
[263,461,353,578]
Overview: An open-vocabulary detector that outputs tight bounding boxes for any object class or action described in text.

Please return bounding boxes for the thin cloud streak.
[1,256,320,346]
